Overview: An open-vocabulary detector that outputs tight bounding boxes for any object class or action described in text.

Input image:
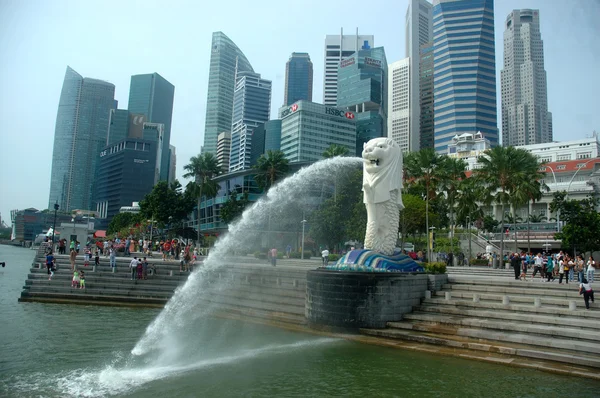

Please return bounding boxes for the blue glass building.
[284,53,313,106]
[229,71,271,172]
[202,32,254,155]
[127,73,174,181]
[337,47,388,156]
[432,0,498,153]
[250,120,282,166]
[48,66,115,211]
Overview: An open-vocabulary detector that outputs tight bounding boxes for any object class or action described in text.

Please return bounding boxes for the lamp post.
[467,215,471,266]
[544,165,559,232]
[301,219,307,260]
[428,226,436,262]
[566,158,596,197]
[52,202,59,251]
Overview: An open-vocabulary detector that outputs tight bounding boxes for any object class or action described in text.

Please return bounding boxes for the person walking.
[125,238,131,257]
[587,256,596,283]
[46,251,56,281]
[322,248,330,266]
[568,255,575,282]
[533,253,543,279]
[129,256,138,280]
[270,247,277,267]
[579,277,595,310]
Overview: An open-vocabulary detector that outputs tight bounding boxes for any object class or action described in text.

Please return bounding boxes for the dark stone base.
[306,269,428,330]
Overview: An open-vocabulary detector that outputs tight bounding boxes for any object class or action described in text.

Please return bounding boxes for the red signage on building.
[345,112,355,119]
[291,103,298,112]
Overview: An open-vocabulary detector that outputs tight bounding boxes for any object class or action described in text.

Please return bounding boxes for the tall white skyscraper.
[405,0,433,151]
[501,9,552,147]
[388,58,411,153]
[323,28,374,106]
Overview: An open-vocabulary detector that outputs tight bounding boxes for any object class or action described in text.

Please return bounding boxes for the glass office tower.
[127,72,174,181]
[48,66,115,211]
[202,32,254,155]
[284,52,313,106]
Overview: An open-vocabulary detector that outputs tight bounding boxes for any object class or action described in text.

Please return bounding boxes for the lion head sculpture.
[362,137,404,208]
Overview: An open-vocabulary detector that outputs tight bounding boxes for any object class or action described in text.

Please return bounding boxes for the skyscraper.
[501,9,552,147]
[229,70,271,172]
[202,32,254,155]
[432,0,498,153]
[323,28,374,106]
[388,58,411,152]
[405,0,433,152]
[419,42,435,149]
[216,132,232,173]
[284,53,313,106]
[127,73,175,181]
[337,47,388,156]
[48,66,115,211]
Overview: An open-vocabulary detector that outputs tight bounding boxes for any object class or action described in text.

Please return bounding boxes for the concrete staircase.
[361,267,600,370]
[20,245,310,327]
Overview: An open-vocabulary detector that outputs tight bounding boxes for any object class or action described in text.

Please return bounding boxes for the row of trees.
[111,142,599,255]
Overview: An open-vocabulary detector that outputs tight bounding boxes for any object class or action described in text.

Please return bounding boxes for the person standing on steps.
[587,256,596,283]
[129,256,138,280]
[270,247,277,266]
[109,247,116,269]
[46,251,56,281]
[511,252,520,280]
[579,277,594,310]
[125,237,131,257]
[545,254,555,282]
[533,253,543,279]
[575,255,585,283]
[559,255,569,285]
[69,248,77,271]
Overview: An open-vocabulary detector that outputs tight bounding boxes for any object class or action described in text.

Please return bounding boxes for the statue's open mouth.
[369,159,380,166]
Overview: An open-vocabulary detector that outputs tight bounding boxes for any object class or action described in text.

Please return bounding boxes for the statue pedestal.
[306,269,428,330]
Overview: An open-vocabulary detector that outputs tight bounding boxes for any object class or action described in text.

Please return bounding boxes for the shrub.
[470,258,488,266]
[423,262,447,274]
[254,251,267,260]
[289,251,301,259]
[328,254,340,262]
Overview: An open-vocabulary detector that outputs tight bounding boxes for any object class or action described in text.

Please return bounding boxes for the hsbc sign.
[280,103,299,118]
[325,107,355,120]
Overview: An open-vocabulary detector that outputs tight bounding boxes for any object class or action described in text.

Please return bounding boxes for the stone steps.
[442,282,582,298]
[422,297,600,319]
[401,312,600,343]
[19,291,168,305]
[359,327,600,369]
[433,291,581,308]
[415,304,600,330]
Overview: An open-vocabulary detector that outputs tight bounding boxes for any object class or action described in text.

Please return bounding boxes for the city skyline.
[1,0,599,223]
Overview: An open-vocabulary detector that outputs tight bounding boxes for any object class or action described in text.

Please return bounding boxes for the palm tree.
[476,146,538,258]
[528,214,545,223]
[322,144,349,158]
[183,153,221,245]
[404,148,443,260]
[253,150,290,191]
[438,157,467,256]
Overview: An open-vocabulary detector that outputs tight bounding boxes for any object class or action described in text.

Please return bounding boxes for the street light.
[300,219,307,260]
[52,202,59,251]
[566,158,597,197]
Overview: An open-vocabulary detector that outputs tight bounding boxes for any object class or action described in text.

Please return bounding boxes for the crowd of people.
[508,251,595,310]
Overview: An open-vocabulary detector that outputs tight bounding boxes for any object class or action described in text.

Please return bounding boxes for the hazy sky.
[0,0,598,225]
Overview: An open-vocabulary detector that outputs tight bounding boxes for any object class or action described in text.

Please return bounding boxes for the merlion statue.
[325,137,420,272]
[362,137,404,256]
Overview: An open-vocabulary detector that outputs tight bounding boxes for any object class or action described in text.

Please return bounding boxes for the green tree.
[438,157,467,254]
[482,215,499,233]
[404,148,443,257]
[475,146,540,257]
[308,198,347,250]
[183,153,221,244]
[550,192,600,256]
[455,177,484,227]
[219,190,251,225]
[322,144,350,158]
[139,180,194,226]
[253,150,290,191]
[108,212,142,235]
[399,194,433,247]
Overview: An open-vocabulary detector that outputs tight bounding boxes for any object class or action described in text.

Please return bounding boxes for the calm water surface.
[0,245,598,397]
